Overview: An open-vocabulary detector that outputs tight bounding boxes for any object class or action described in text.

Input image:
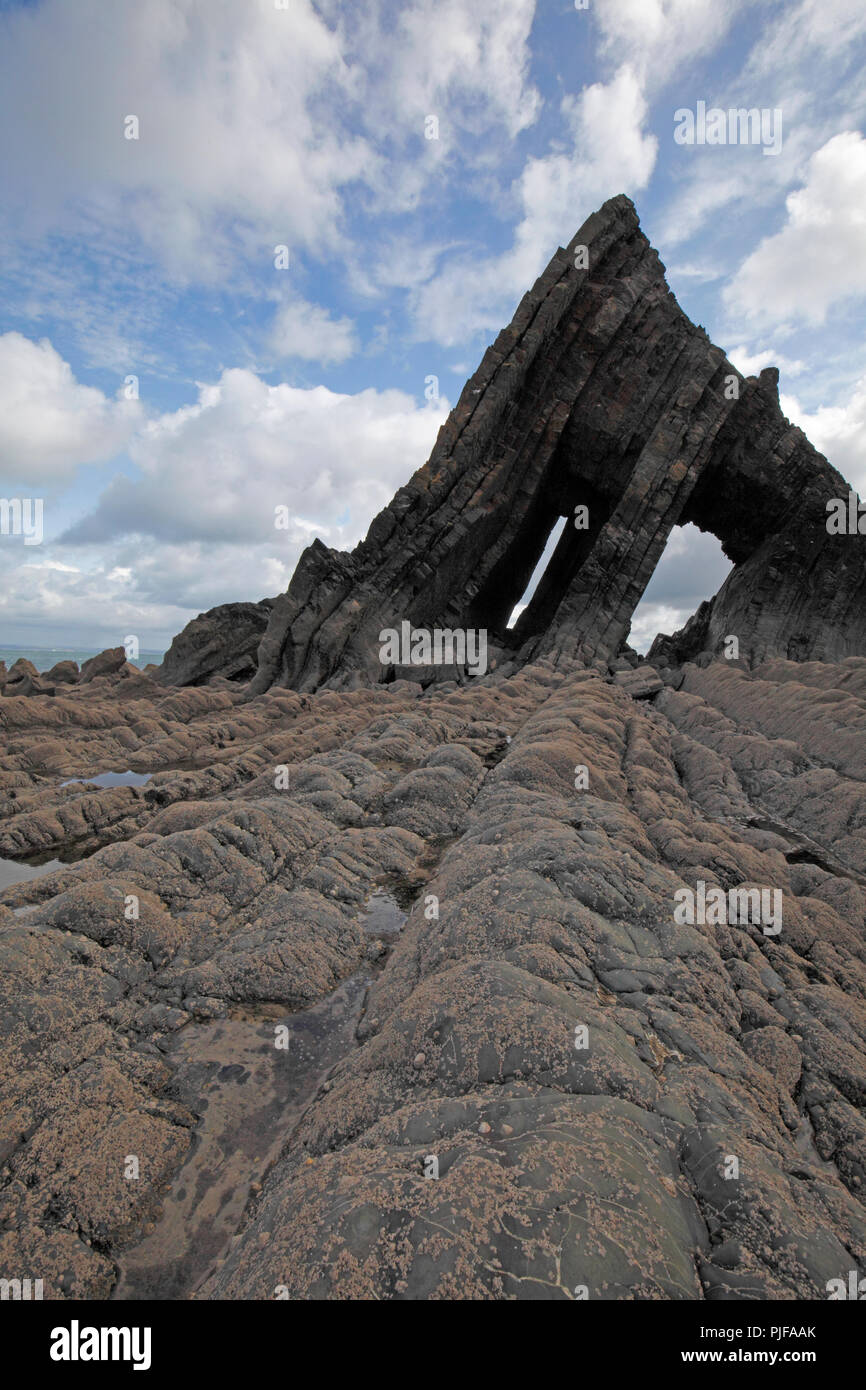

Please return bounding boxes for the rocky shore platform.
[2,646,864,1298]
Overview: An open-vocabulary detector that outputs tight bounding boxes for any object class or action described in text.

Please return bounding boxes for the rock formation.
[0,196,864,1302]
[158,194,865,692]
[157,600,274,687]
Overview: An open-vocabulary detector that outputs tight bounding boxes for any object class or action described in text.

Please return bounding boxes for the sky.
[0,0,864,657]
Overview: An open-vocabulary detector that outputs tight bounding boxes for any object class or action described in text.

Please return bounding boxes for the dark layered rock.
[648,602,713,668]
[199,194,860,694]
[157,599,274,687]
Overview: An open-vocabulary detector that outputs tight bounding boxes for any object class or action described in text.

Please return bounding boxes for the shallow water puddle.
[112,971,371,1301]
[0,854,65,893]
[361,888,408,937]
[0,838,95,900]
[60,770,152,789]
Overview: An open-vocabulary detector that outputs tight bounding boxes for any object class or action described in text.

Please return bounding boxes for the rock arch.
[160,195,866,691]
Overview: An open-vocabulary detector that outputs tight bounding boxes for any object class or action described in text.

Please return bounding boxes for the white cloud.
[312,1,542,221]
[629,602,693,655]
[665,260,727,285]
[0,542,229,651]
[381,0,541,140]
[0,333,140,484]
[782,375,866,493]
[660,174,766,249]
[269,297,358,364]
[727,344,806,378]
[0,0,373,279]
[741,0,866,87]
[412,66,658,345]
[62,368,448,547]
[0,367,450,647]
[630,524,733,653]
[0,0,542,283]
[595,0,748,88]
[724,132,866,328]
[658,0,866,248]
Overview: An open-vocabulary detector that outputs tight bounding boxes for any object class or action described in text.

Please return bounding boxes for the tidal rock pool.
[60,770,152,789]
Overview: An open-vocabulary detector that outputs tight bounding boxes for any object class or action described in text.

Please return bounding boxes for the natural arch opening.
[463,472,617,649]
[506,516,568,632]
[628,524,733,655]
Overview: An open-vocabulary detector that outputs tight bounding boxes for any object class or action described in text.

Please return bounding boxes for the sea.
[0,646,164,673]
